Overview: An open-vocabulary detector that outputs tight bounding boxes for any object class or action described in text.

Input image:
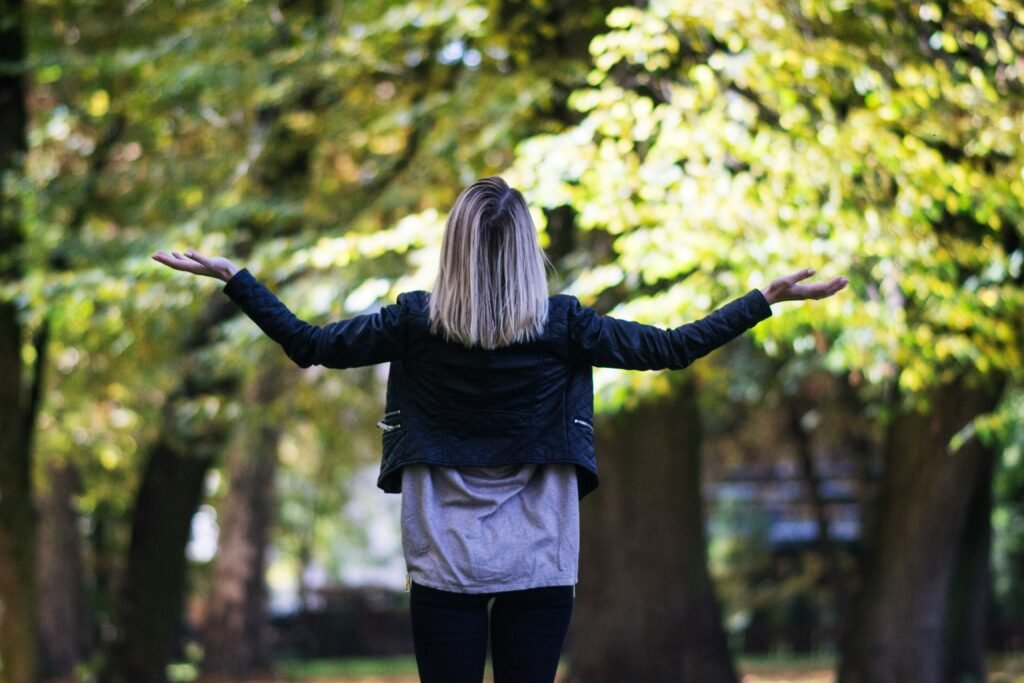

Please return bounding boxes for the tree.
[572,378,738,682]
[37,458,93,678]
[100,2,334,677]
[841,374,1005,682]
[509,1,1023,679]
[0,0,43,681]
[200,365,288,676]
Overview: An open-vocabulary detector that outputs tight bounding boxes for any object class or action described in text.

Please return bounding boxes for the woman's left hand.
[760,268,848,305]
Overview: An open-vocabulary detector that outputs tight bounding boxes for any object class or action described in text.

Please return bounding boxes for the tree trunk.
[200,365,288,679]
[101,437,219,683]
[568,379,738,683]
[838,373,1006,683]
[943,438,997,683]
[37,459,93,678]
[0,304,38,683]
[0,1,37,680]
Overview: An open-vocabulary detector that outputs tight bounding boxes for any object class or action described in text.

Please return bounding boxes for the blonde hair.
[429,177,550,349]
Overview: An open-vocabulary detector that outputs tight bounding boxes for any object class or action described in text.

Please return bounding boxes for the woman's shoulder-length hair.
[429,176,551,350]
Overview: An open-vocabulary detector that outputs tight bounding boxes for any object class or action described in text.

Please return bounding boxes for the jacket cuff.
[746,288,773,320]
[222,267,255,300]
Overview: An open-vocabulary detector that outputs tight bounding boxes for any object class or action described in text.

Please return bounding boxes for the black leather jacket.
[222,269,773,497]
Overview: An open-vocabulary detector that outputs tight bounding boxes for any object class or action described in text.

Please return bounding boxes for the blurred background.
[1,1,1023,682]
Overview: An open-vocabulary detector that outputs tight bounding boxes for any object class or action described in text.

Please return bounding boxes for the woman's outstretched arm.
[152,250,405,368]
[570,267,849,370]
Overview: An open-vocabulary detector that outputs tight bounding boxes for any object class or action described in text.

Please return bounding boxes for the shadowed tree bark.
[0,314,39,683]
[943,438,998,683]
[200,364,289,678]
[569,378,738,683]
[838,372,1006,683]
[103,451,209,680]
[0,1,40,681]
[37,458,93,678]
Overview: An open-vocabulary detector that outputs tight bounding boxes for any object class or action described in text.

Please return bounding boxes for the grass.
[738,653,836,682]
[271,654,836,678]
[273,658,420,678]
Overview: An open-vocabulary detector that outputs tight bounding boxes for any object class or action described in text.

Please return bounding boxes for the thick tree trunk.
[0,1,36,680]
[943,439,997,683]
[838,373,1006,683]
[37,459,93,678]
[568,379,738,683]
[0,304,38,683]
[0,0,27,222]
[200,365,288,679]
[101,437,218,683]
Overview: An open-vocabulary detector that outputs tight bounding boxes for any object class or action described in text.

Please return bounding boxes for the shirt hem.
[409,572,578,595]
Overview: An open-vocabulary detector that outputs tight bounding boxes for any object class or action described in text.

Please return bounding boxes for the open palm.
[152,250,239,282]
[761,268,848,304]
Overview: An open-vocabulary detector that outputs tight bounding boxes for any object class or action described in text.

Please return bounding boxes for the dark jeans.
[409,581,574,683]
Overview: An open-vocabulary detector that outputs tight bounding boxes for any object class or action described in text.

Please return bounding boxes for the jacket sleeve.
[221,268,405,369]
[568,289,772,370]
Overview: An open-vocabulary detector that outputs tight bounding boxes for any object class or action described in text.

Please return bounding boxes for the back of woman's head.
[429,176,550,350]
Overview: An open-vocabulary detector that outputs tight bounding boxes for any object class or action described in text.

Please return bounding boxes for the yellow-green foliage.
[510,0,1024,412]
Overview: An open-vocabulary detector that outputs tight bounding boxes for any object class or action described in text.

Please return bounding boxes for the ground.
[186,652,1024,683]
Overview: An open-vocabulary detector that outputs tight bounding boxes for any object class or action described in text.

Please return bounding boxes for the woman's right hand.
[759,268,848,305]
[152,250,241,283]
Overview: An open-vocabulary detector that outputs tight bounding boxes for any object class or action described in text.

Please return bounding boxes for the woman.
[153,176,848,682]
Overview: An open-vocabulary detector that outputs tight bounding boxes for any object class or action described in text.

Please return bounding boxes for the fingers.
[153,251,187,266]
[786,267,816,286]
[151,249,207,275]
[772,272,849,302]
[151,251,180,265]
[185,250,212,267]
[824,276,848,293]
[804,276,849,299]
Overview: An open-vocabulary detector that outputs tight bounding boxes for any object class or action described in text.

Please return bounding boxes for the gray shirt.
[401,463,580,594]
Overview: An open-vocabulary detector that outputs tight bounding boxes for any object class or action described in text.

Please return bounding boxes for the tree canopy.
[510,0,1023,416]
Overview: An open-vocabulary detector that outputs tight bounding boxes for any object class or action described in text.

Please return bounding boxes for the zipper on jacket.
[377,409,402,432]
[572,417,594,433]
